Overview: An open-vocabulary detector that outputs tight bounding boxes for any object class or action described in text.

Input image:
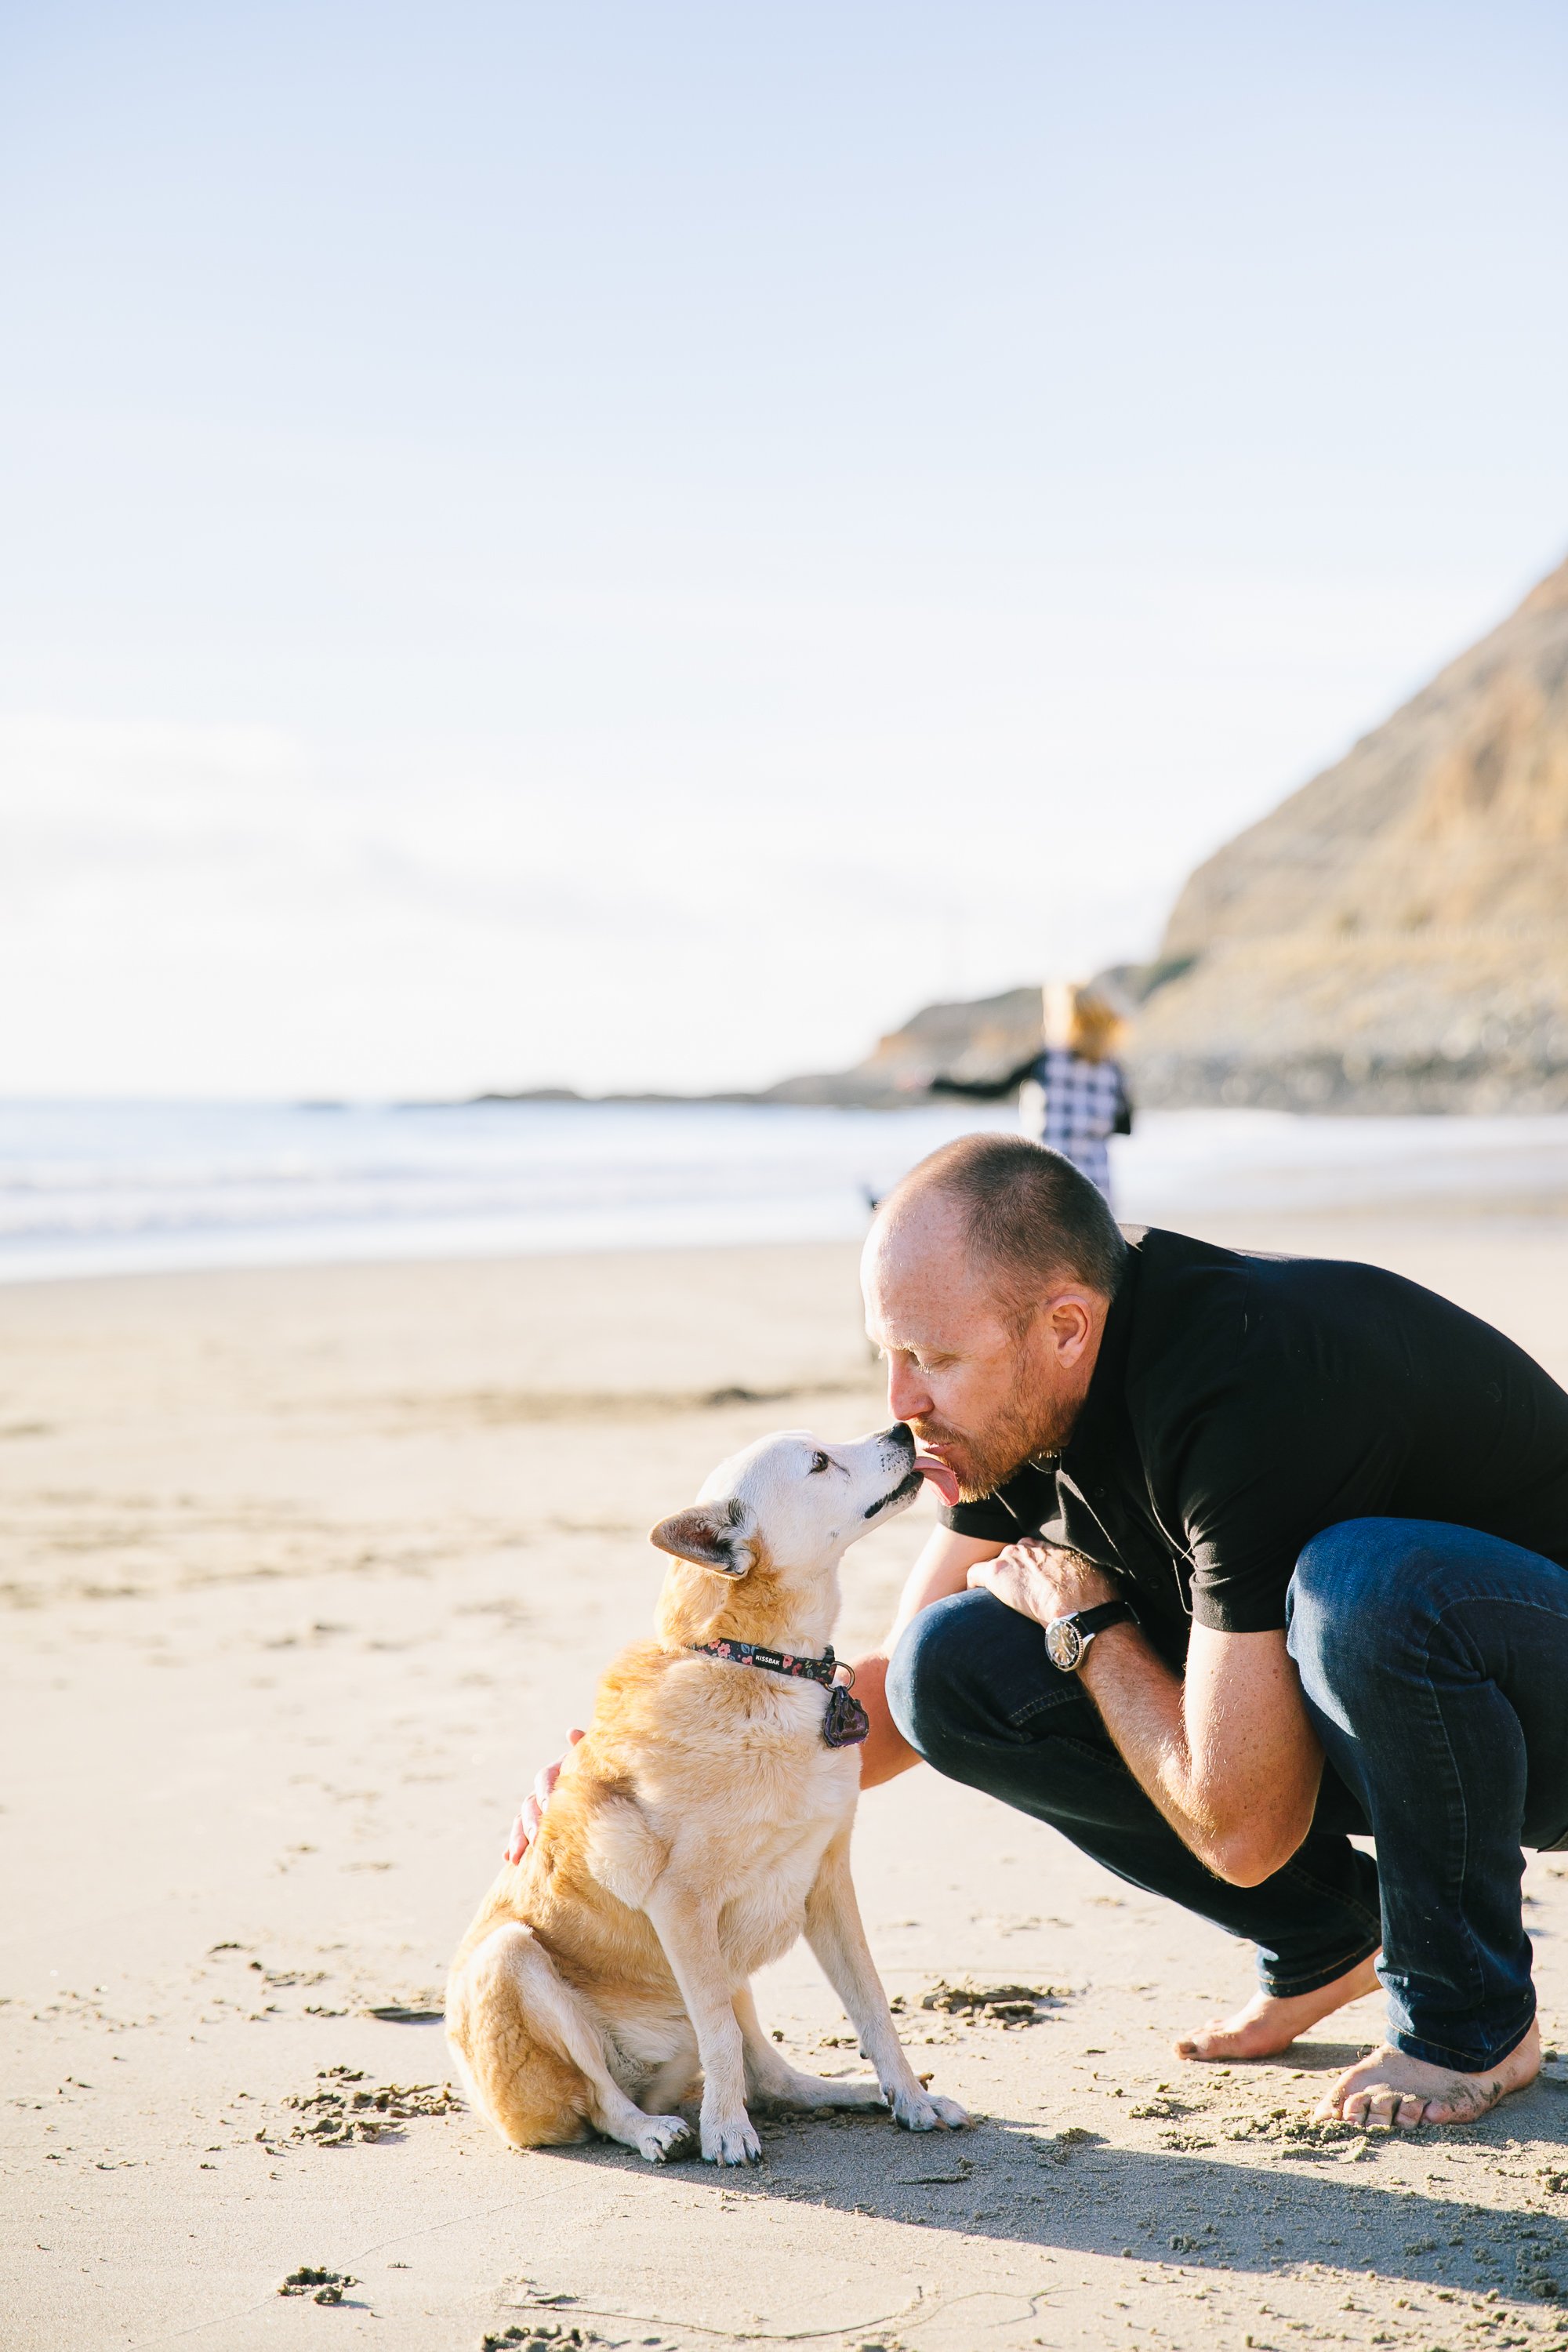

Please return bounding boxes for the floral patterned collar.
[688,1639,869,1748]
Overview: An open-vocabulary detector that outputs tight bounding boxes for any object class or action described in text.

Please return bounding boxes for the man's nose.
[885,1356,931,1424]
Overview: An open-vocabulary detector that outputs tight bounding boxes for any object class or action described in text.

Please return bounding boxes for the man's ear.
[648,1502,756,1579]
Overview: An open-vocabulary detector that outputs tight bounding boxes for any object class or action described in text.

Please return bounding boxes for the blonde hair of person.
[1041,980,1128,1065]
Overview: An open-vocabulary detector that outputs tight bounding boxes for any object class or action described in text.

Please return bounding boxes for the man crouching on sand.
[851,1133,1568,2130]
[514,1133,1568,2131]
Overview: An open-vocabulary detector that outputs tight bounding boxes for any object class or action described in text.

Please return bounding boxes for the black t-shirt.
[942,1227,1568,1646]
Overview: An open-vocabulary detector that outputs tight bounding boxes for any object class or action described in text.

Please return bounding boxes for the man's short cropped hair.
[886,1133,1127,1316]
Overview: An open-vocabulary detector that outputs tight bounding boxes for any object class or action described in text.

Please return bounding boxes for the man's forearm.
[1077,1621,1323,1885]
[853,1616,1232,1840]
[1075,1623,1220,1857]
[968,1542,1324,1885]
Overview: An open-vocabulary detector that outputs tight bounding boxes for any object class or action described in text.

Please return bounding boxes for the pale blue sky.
[2,2,1566,1095]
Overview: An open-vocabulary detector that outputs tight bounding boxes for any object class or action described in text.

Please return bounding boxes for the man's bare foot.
[1316,2018,1541,2129]
[1174,1953,1382,2062]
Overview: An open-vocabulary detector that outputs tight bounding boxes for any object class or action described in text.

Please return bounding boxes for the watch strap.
[1073,1599,1138,1640]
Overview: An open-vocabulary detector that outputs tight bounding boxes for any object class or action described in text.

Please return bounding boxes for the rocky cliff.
[1127,554,1568,1111]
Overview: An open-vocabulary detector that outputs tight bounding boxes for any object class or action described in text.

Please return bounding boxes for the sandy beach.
[7,1214,1568,2352]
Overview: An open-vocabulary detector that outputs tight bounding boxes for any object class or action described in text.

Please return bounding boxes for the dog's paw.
[888,2084,971,2132]
[700,2114,763,2165]
[635,2114,693,2163]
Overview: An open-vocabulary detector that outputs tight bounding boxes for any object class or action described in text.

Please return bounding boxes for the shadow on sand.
[535,2076,1568,2301]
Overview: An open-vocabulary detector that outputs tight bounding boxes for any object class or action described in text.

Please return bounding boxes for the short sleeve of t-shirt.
[1180,1446,1301,1632]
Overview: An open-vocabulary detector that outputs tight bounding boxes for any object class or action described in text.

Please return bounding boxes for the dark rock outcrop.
[758,985,1045,1107]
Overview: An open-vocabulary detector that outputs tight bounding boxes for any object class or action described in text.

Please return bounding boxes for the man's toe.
[1174,2025,1230,2061]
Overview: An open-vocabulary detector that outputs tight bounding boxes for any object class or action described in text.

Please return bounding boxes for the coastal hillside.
[1130,554,1568,1111]
[775,552,1568,1115]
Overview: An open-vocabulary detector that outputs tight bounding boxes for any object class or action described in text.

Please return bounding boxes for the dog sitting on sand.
[445,1422,970,2164]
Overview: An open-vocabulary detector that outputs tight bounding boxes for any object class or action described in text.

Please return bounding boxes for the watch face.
[1046,1618,1083,1673]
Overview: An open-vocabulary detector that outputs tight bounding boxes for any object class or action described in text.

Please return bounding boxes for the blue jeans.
[887,1518,1568,2071]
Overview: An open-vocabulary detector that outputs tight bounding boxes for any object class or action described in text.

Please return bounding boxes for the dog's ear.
[648,1501,756,1578]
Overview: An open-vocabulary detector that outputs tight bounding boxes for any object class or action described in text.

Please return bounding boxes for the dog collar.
[688,1639,869,1748]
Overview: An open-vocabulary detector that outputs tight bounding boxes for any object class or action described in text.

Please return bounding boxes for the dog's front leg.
[734,1980,887,2112]
[804,1831,970,2133]
[644,1882,759,2165]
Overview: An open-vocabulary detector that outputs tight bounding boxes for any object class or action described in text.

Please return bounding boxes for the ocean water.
[0,1098,1566,1284]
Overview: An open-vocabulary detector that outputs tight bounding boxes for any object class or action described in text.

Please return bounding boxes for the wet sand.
[5,1217,1568,2352]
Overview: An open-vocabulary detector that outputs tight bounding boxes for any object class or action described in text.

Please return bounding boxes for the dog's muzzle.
[863,1423,920,1519]
[864,1472,924,1519]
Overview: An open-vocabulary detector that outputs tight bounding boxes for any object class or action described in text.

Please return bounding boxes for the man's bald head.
[873,1134,1127,1323]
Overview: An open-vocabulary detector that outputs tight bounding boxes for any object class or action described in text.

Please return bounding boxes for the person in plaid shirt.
[927,984,1133,1205]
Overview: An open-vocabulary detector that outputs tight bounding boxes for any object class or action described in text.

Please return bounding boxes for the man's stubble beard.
[913,1352,1076,1504]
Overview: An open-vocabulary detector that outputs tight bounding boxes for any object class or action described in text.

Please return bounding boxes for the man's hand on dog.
[967,1537,1117,1627]
[504,1727,584,1864]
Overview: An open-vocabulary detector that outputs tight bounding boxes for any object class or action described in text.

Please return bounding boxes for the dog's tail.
[445,1922,595,2149]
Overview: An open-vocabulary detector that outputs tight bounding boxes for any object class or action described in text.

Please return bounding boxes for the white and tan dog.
[445,1421,968,2165]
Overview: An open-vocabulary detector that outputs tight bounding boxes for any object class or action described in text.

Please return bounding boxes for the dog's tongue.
[913,1450,961,1506]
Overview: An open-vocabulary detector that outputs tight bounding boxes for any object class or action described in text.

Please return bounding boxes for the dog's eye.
[808,1450,831,1475]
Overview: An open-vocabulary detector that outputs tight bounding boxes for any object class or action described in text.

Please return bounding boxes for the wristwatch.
[1044,1598,1138,1673]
